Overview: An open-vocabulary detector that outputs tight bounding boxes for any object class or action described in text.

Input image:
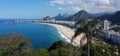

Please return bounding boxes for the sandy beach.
[43,23,87,46]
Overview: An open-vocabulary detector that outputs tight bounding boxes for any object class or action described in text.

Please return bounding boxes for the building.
[104,20,110,31]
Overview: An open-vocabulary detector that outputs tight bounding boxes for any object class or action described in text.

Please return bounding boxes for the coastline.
[40,23,86,46]
[57,26,71,43]
[40,23,71,43]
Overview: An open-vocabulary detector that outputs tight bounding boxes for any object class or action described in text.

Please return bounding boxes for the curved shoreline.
[39,23,86,47]
[40,23,71,43]
[55,25,71,43]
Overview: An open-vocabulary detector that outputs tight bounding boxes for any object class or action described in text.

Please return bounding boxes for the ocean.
[0,19,67,49]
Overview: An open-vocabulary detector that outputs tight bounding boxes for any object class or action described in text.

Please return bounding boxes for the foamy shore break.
[41,23,87,46]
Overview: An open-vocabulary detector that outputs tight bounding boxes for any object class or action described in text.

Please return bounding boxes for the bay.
[0,20,66,49]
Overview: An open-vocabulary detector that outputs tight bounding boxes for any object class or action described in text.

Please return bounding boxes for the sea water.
[0,19,67,49]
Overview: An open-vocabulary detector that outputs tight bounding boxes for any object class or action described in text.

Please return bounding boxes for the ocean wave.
[57,27,71,43]
[41,23,71,43]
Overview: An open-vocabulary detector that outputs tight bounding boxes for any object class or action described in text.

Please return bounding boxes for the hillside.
[96,11,120,25]
[66,10,94,21]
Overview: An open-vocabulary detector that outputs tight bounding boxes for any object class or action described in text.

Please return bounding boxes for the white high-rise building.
[104,20,110,31]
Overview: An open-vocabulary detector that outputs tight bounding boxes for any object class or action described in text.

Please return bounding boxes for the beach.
[44,23,87,46]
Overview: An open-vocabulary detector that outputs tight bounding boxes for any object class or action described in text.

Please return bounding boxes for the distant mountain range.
[53,13,71,20]
[42,10,120,25]
[91,12,115,17]
[42,16,51,20]
[96,11,120,25]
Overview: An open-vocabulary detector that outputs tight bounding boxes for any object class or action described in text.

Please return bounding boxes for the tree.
[72,19,100,56]
[48,40,66,51]
[118,43,120,56]
[0,33,32,56]
[38,48,50,56]
[49,41,82,56]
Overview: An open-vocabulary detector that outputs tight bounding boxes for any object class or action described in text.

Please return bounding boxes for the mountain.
[53,13,70,20]
[91,12,115,17]
[42,16,51,20]
[53,10,120,25]
[66,10,94,21]
[96,14,112,20]
[96,11,120,25]
[53,13,63,20]
[62,12,71,18]
[109,11,120,25]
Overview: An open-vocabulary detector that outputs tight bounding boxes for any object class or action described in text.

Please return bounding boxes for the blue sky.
[0,0,120,19]
[0,0,62,19]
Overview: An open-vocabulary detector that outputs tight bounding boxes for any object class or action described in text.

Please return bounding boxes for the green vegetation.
[72,19,118,56]
[0,33,32,56]
[72,19,100,56]
[118,43,120,56]
[91,42,115,56]
[0,19,118,56]
[0,33,116,56]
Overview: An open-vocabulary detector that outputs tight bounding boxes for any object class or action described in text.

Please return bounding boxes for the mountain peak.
[42,16,51,20]
[58,13,62,16]
[78,10,87,13]
[53,13,71,20]
[66,10,94,21]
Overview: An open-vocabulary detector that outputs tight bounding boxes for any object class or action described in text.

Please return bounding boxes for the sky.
[0,0,120,19]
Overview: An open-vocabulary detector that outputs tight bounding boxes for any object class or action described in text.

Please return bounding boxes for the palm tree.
[118,42,120,56]
[71,19,100,56]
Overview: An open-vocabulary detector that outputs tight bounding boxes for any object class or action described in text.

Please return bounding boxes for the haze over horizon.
[0,0,120,19]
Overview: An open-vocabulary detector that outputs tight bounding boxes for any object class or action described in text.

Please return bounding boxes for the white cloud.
[50,4,55,6]
[68,6,81,12]
[50,0,65,5]
[50,0,81,5]
[102,0,110,5]
[49,0,120,13]
[57,6,81,13]
[58,7,64,10]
